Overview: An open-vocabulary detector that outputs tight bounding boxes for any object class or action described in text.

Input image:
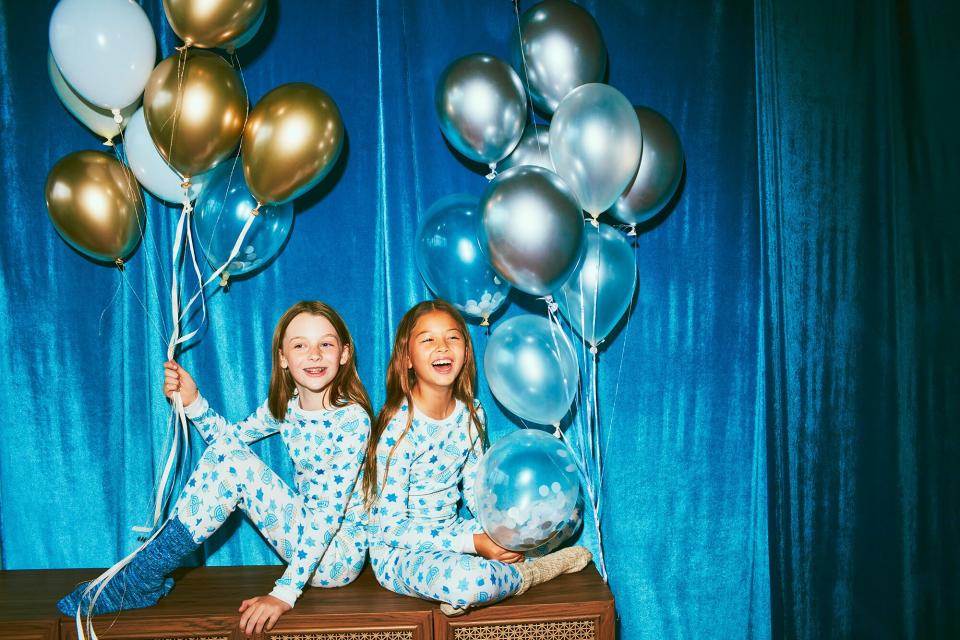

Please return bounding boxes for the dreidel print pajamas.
[176,395,370,607]
[368,401,523,609]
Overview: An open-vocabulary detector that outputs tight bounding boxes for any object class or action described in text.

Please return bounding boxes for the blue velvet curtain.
[756,1,960,637]
[0,1,956,639]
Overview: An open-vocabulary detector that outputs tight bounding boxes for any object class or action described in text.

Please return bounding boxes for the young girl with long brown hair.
[365,299,591,616]
[59,301,372,635]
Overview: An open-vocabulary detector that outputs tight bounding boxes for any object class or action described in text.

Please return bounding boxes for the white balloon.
[47,50,137,143]
[125,108,205,203]
[49,0,157,110]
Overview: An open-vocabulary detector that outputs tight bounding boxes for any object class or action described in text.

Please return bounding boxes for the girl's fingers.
[265,612,278,631]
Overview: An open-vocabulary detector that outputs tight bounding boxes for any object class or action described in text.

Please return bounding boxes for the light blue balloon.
[49,0,157,110]
[416,195,510,321]
[484,314,579,426]
[474,429,582,551]
[550,83,642,216]
[193,162,293,277]
[558,223,636,347]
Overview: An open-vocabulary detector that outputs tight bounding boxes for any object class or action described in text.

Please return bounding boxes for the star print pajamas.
[174,394,370,607]
[367,401,522,610]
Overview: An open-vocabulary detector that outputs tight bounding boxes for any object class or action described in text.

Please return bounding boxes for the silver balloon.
[611,106,684,225]
[550,83,642,216]
[513,0,607,115]
[484,314,580,426]
[558,223,636,347]
[479,165,585,296]
[474,429,582,551]
[435,54,527,166]
[499,125,554,172]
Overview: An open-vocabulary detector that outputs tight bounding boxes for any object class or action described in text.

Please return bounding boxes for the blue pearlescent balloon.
[193,162,293,277]
[474,429,582,552]
[484,314,579,426]
[558,223,636,347]
[415,194,510,321]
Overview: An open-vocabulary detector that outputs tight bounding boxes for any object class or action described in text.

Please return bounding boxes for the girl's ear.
[279,351,289,369]
[340,344,351,365]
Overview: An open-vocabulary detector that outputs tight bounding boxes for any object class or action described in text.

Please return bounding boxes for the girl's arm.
[184,395,280,446]
[164,360,280,445]
[371,413,473,553]
[268,404,371,606]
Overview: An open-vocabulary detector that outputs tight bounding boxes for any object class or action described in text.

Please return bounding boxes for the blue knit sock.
[57,517,198,616]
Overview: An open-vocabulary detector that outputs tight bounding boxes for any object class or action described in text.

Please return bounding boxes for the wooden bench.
[0,564,615,639]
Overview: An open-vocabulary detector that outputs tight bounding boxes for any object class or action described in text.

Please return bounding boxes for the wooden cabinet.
[0,564,614,640]
[432,567,615,640]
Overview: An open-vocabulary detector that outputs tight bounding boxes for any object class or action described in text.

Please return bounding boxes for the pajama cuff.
[457,531,477,554]
[269,585,298,608]
[183,394,208,420]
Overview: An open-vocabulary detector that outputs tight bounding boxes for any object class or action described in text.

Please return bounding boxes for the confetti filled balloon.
[474,429,581,551]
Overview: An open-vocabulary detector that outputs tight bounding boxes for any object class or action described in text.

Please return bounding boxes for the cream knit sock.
[514,546,593,596]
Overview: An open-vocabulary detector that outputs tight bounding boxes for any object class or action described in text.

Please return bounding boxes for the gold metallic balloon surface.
[144,49,247,178]
[45,150,144,263]
[162,0,266,49]
[242,83,344,205]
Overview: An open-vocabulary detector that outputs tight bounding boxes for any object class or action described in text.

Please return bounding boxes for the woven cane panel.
[267,632,414,640]
[150,637,228,640]
[453,619,595,640]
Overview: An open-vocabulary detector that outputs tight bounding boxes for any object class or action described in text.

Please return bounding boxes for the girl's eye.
[421,337,433,343]
[293,343,305,349]
[448,334,460,341]
[322,342,334,348]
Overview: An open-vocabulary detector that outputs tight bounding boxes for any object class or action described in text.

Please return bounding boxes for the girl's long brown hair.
[268,301,373,423]
[362,300,485,505]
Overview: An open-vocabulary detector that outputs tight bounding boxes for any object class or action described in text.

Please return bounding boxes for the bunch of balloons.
[44,0,344,280]
[423,1,687,577]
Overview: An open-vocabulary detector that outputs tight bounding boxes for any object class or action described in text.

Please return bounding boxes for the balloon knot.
[225,45,237,57]
[485,163,498,181]
[114,258,125,272]
[628,224,637,236]
[552,424,562,438]
[181,179,192,190]
[589,344,599,356]
[250,203,263,217]
[542,295,559,314]
[176,43,191,52]
[103,138,115,147]
[480,315,490,327]
[589,217,600,228]
[219,272,231,289]
[111,109,123,124]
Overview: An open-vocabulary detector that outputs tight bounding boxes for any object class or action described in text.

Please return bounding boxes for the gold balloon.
[45,150,144,264]
[144,49,247,179]
[242,83,344,205]
[162,0,266,50]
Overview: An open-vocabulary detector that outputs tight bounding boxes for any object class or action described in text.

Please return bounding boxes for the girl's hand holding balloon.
[163,360,198,406]
[473,533,524,564]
